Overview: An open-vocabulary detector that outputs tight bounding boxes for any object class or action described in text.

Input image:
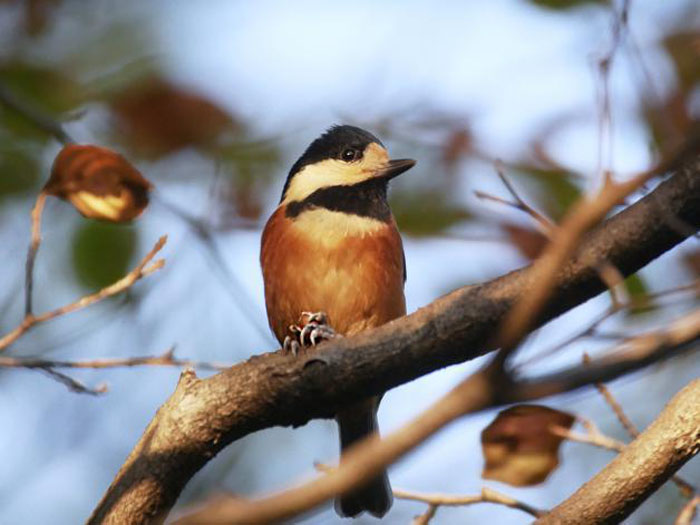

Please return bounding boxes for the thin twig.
[474,183,553,234]
[316,463,544,518]
[39,367,107,395]
[595,261,627,308]
[585,354,640,437]
[516,280,700,369]
[584,353,697,498]
[309,464,543,523]
[495,168,656,359]
[412,503,438,525]
[675,496,700,525]
[536,380,699,524]
[394,487,545,518]
[0,82,74,144]
[595,0,630,187]
[153,193,272,342]
[0,348,229,372]
[24,191,47,316]
[478,168,640,313]
[495,161,555,233]
[0,236,167,352]
[494,0,659,360]
[550,419,625,453]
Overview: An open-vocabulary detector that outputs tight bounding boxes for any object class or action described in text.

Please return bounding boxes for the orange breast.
[260,207,406,343]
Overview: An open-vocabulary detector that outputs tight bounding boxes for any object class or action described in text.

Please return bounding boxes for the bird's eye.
[341,148,360,162]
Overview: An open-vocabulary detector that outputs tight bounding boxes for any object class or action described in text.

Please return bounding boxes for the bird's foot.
[298,311,337,346]
[283,311,338,356]
[283,335,301,356]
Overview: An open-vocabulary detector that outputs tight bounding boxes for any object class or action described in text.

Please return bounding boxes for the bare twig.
[477,166,645,315]
[474,174,554,235]
[496,168,655,358]
[24,191,47,316]
[0,348,228,372]
[517,280,700,369]
[675,496,700,525]
[550,419,626,453]
[584,353,697,498]
[494,0,657,359]
[394,487,545,519]
[153,193,271,342]
[537,380,699,524]
[0,82,74,144]
[585,354,640,438]
[195,463,545,525]
[552,415,697,499]
[412,502,438,525]
[497,161,555,233]
[315,462,545,519]
[594,0,630,187]
[595,261,627,308]
[0,236,167,352]
[39,367,107,395]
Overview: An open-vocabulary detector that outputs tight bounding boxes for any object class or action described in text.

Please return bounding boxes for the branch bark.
[537,380,700,525]
[89,157,700,524]
[172,307,699,524]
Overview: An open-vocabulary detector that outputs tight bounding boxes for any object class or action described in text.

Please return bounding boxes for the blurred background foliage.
[0,0,697,523]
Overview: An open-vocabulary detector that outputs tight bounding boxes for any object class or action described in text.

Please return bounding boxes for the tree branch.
[0,82,74,144]
[0,348,228,372]
[172,306,699,524]
[0,236,167,352]
[586,354,696,498]
[89,158,700,524]
[536,380,700,524]
[395,486,545,520]
[25,191,47,316]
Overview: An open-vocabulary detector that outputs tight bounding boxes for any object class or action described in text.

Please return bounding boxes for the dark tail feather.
[335,401,393,518]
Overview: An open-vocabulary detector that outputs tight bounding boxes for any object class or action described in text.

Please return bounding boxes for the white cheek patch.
[283,159,361,203]
[291,208,385,245]
[282,143,390,204]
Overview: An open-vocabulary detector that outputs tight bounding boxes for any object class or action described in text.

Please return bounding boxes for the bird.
[260,124,415,518]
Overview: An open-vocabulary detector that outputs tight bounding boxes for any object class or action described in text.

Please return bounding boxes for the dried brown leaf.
[481,404,575,486]
[110,78,238,157]
[45,144,152,222]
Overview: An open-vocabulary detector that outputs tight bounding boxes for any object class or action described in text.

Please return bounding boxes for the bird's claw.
[283,311,337,356]
[283,335,301,356]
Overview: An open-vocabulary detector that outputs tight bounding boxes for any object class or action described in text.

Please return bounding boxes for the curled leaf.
[481,404,575,486]
[110,77,238,157]
[45,144,152,222]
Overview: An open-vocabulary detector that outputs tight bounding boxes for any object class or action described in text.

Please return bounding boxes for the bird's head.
[280,125,415,205]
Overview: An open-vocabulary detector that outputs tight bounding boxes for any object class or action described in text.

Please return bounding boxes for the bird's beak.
[376,158,416,180]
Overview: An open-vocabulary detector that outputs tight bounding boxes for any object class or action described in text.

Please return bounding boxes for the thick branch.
[90,158,700,524]
[172,307,699,524]
[537,380,700,524]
